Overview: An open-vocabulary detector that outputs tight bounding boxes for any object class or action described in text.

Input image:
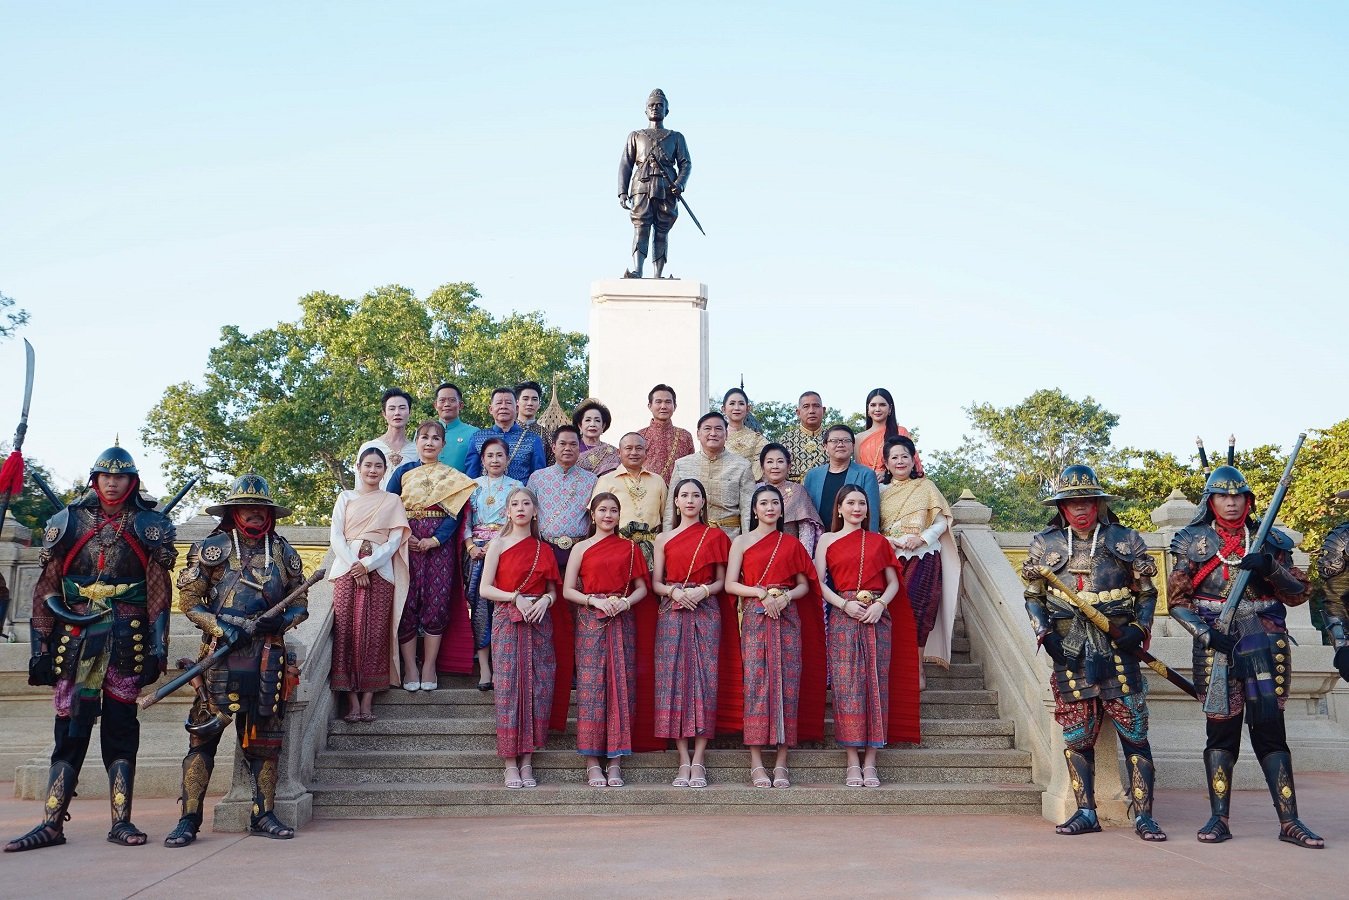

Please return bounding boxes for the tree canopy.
[142,282,587,523]
[0,290,28,340]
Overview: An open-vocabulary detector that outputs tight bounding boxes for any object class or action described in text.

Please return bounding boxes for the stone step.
[310,781,1043,817]
[368,688,1001,721]
[312,747,1033,786]
[325,718,1016,752]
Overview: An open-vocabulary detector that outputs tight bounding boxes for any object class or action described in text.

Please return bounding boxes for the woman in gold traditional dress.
[878,436,959,679]
[386,421,478,690]
[574,399,621,476]
[722,387,767,480]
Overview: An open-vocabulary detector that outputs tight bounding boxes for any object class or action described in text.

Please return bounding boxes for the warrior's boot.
[164,748,214,848]
[106,759,146,845]
[1055,748,1101,835]
[1197,749,1234,843]
[4,761,76,852]
[248,756,294,839]
[1125,752,1166,841]
[1259,751,1324,849]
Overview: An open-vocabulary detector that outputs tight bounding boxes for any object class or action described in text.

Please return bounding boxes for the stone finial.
[1150,488,1197,531]
[951,489,993,527]
[0,520,32,544]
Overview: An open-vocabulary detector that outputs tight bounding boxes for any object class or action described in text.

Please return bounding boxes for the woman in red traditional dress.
[725,484,827,788]
[652,478,739,788]
[563,493,652,787]
[328,447,410,722]
[815,485,921,788]
[479,487,561,789]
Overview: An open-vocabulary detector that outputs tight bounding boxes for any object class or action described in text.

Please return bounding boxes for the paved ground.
[2,773,1346,898]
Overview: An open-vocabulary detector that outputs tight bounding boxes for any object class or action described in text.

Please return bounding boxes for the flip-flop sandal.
[671,764,691,787]
[689,763,708,789]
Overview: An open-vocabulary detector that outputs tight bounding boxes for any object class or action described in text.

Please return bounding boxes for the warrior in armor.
[1167,465,1323,848]
[1319,489,1349,684]
[5,445,176,852]
[618,88,692,278]
[163,474,308,847]
[1020,465,1165,841]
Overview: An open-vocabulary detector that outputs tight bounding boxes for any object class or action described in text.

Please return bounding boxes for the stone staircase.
[310,624,1042,817]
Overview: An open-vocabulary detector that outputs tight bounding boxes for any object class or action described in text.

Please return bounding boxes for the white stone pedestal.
[589,279,709,439]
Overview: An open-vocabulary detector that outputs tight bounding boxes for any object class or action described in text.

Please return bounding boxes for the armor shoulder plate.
[132,510,177,567]
[1263,526,1295,553]
[1103,523,1142,562]
[1027,528,1069,571]
[1170,525,1216,563]
[41,507,73,553]
[1318,523,1349,579]
[195,532,233,568]
[274,535,305,578]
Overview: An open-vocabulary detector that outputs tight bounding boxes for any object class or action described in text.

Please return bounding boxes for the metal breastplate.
[212,541,288,618]
[64,508,146,584]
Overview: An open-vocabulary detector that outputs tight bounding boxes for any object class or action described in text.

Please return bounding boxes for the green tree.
[0,447,75,531]
[966,389,1119,491]
[142,282,587,524]
[926,389,1120,530]
[1250,423,1349,550]
[1098,449,1205,530]
[0,290,28,339]
[925,442,1046,532]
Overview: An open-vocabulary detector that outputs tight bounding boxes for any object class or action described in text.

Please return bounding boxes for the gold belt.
[545,536,576,550]
[75,583,134,603]
[1049,586,1131,606]
[713,515,741,528]
[407,508,448,519]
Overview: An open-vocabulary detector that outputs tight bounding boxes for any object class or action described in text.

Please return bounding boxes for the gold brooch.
[1043,551,1062,568]
[202,545,223,562]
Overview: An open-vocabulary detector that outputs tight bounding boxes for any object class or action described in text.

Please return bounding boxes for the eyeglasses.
[826,438,854,445]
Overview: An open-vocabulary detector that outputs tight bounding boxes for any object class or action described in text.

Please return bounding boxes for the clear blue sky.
[3,1,1346,494]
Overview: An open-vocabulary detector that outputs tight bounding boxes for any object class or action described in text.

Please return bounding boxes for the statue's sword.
[649,144,706,236]
[1037,566,1199,699]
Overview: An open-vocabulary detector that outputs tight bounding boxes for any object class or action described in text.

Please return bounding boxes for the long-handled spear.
[0,339,35,638]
